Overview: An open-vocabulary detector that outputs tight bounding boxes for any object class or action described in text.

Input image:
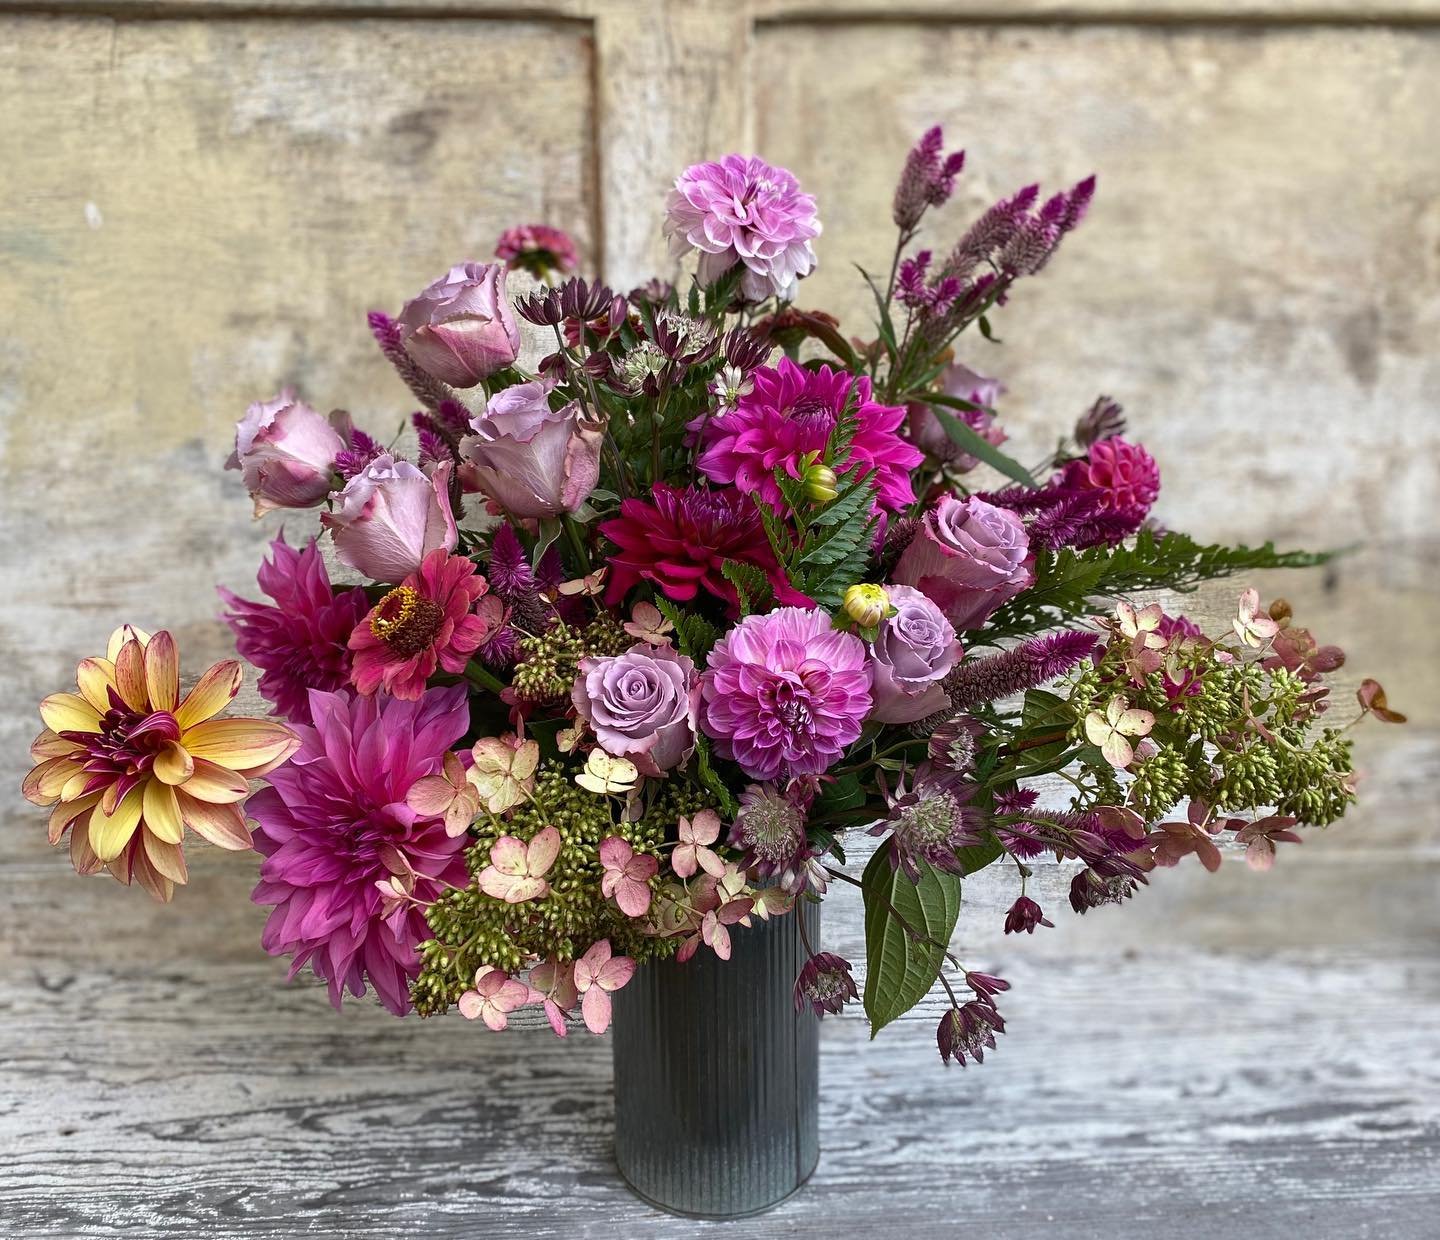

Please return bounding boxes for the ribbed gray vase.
[610,902,820,1218]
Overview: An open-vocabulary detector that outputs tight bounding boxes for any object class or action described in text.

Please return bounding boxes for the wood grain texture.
[3,2,1439,1235]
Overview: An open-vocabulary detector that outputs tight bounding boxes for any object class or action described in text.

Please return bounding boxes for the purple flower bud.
[398,262,520,388]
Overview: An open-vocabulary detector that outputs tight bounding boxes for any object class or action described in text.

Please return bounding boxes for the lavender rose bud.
[227,389,345,515]
[460,381,602,519]
[869,585,962,724]
[906,362,1006,472]
[893,495,1033,631]
[398,261,520,388]
[320,454,458,583]
[572,644,699,777]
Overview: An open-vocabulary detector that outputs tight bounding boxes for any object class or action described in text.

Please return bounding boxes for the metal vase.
[610,902,820,1218]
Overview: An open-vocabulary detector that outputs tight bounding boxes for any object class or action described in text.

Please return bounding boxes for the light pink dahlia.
[220,535,370,725]
[663,155,821,301]
[349,548,504,701]
[248,685,472,1016]
[697,359,922,513]
[700,606,871,781]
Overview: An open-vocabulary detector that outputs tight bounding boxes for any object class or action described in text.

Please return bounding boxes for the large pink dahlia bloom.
[663,155,821,301]
[697,358,922,513]
[700,607,871,781]
[248,685,471,1015]
[220,536,370,725]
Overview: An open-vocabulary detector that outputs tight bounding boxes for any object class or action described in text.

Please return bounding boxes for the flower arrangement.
[23,127,1406,1065]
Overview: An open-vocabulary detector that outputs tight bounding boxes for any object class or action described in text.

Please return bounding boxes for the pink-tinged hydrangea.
[247,685,472,1016]
[700,606,871,781]
[349,548,503,701]
[663,155,821,301]
[697,359,921,513]
[219,535,370,725]
[1059,436,1159,523]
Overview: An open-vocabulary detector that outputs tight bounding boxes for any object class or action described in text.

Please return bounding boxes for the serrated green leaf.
[862,850,961,1035]
[721,560,772,618]
[693,736,738,817]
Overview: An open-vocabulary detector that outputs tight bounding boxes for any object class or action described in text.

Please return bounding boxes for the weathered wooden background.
[2,1,1438,1236]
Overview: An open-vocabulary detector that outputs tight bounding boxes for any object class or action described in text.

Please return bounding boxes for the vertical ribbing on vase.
[611,903,821,1219]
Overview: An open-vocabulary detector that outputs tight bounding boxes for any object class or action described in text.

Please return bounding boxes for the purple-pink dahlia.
[700,606,871,781]
[598,483,810,614]
[1059,436,1160,522]
[219,536,370,726]
[248,685,472,1016]
[663,155,821,302]
[697,359,922,513]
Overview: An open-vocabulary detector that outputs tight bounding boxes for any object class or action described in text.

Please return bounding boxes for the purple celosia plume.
[247,685,472,1016]
[937,631,1100,713]
[219,536,370,726]
[893,126,966,232]
[367,310,453,411]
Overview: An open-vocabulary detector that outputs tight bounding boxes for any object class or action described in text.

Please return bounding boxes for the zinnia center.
[371,586,445,657]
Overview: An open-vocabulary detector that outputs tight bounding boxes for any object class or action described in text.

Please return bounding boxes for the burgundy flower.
[1059,436,1159,523]
[1003,895,1053,935]
[219,536,370,726]
[598,483,808,613]
[794,952,858,1017]
[937,999,1006,1067]
[871,765,985,881]
[494,224,580,280]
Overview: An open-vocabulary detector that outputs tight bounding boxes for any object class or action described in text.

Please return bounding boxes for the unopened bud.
[802,460,839,504]
[843,583,890,630]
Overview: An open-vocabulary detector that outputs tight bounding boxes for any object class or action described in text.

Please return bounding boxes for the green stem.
[463,660,507,696]
[561,513,592,574]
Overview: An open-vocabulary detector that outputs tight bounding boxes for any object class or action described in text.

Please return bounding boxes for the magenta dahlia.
[700,606,871,781]
[1060,436,1160,522]
[219,535,370,726]
[663,155,821,301]
[697,359,921,514]
[599,483,811,614]
[248,685,471,1016]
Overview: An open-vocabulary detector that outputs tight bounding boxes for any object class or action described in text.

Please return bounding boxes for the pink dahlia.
[700,606,871,781]
[697,359,922,513]
[1060,437,1160,522]
[599,483,811,614]
[248,685,472,1016]
[220,536,370,725]
[494,224,580,280]
[349,548,504,701]
[663,155,821,301]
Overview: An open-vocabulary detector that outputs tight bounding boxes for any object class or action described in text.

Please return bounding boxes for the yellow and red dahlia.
[21,625,299,903]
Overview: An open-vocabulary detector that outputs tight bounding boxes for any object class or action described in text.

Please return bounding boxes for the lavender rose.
[460,381,602,519]
[398,261,520,388]
[320,454,457,583]
[869,585,962,724]
[572,645,699,777]
[905,362,1006,472]
[893,495,1033,631]
[227,389,345,515]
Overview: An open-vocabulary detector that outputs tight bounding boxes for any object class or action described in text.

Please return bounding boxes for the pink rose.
[460,381,602,519]
[321,454,458,583]
[572,645,699,778]
[868,585,962,724]
[893,496,1032,631]
[398,262,520,388]
[227,389,345,515]
[905,362,1006,472]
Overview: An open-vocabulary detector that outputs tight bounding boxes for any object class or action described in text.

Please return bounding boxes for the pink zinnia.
[220,536,370,725]
[248,685,471,1016]
[494,224,580,279]
[349,549,503,700]
[663,155,821,301]
[700,606,871,781]
[697,359,922,514]
[599,483,811,614]
[1060,437,1160,521]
